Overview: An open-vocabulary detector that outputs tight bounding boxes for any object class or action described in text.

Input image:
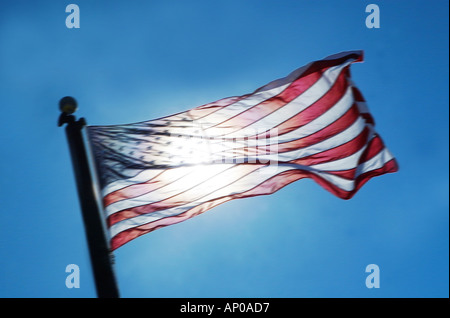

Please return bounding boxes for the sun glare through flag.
[87,51,398,250]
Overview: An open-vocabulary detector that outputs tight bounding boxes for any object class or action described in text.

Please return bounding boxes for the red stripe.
[103,167,201,208]
[188,95,251,120]
[291,126,370,167]
[305,158,398,200]
[285,52,362,82]
[351,85,375,125]
[279,103,361,154]
[351,86,365,102]
[103,170,167,207]
[318,135,387,180]
[351,158,398,196]
[357,134,385,165]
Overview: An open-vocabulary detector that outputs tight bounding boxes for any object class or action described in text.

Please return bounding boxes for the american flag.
[87,51,398,250]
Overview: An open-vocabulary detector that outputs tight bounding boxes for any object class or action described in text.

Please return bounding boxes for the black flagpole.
[58,96,120,298]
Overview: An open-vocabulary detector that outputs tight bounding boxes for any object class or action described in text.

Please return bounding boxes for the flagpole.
[58,96,120,298]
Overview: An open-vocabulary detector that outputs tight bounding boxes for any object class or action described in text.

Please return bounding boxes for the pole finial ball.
[59,96,78,114]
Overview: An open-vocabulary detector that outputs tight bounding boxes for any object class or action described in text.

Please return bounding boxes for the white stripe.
[102,166,201,204]
[355,147,394,177]
[105,164,234,216]
[309,135,373,171]
[310,148,393,191]
[284,116,367,160]
[102,169,163,196]
[310,170,355,191]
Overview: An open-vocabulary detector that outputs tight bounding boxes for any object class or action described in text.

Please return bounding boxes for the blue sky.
[0,0,448,298]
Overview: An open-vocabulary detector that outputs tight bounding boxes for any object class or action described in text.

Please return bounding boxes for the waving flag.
[87,51,398,250]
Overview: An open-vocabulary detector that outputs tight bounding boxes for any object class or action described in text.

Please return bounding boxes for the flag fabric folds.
[87,51,398,250]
